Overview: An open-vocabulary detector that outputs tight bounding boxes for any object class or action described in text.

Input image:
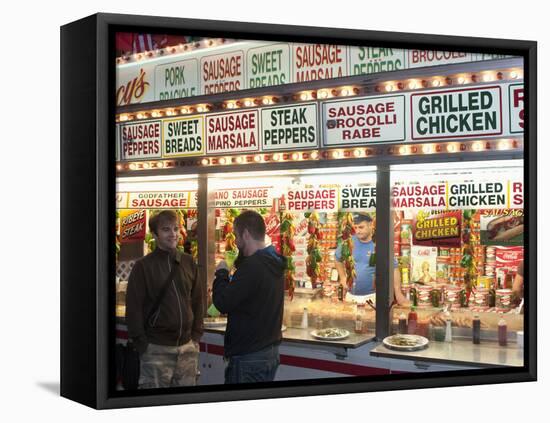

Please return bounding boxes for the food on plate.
[311,328,349,339]
[487,216,524,241]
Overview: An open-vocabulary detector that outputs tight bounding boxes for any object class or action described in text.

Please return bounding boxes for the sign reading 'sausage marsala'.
[411,86,503,140]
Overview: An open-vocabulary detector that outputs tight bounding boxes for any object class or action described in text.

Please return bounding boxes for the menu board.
[261,103,318,151]
[155,58,199,100]
[323,95,406,146]
[119,120,162,160]
[247,43,291,89]
[410,86,503,140]
[348,47,406,76]
[206,110,260,155]
[162,117,205,157]
[292,43,347,82]
[200,50,245,95]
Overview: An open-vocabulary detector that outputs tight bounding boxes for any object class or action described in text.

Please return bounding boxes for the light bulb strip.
[118,138,522,172]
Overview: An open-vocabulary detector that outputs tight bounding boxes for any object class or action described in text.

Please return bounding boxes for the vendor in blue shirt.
[335,213,409,305]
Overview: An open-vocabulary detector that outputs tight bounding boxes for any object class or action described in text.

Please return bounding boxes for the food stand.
[114,36,525,385]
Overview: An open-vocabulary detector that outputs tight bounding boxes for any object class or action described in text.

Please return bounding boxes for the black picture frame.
[60,12,537,409]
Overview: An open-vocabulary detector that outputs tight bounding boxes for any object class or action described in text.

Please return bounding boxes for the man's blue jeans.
[224,344,280,384]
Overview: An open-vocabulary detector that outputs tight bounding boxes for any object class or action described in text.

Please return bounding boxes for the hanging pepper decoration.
[223,208,240,254]
[338,212,357,289]
[176,210,187,253]
[306,212,323,286]
[280,212,296,299]
[190,239,199,263]
[460,209,478,305]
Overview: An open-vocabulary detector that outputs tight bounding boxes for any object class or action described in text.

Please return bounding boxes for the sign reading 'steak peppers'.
[411,86,503,140]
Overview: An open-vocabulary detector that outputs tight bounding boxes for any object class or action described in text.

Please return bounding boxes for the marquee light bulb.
[332,150,341,159]
[254,155,262,163]
[318,90,329,99]
[201,158,210,166]
[310,151,319,160]
[422,144,433,154]
[385,84,393,92]
[472,141,483,152]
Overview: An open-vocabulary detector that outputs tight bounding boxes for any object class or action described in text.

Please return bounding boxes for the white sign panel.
[214,187,275,208]
[155,59,200,100]
[119,120,162,160]
[206,110,260,155]
[246,43,291,89]
[410,85,503,140]
[407,50,472,68]
[323,94,406,146]
[200,50,245,95]
[349,47,406,76]
[508,83,524,134]
[261,103,318,151]
[162,117,205,157]
[292,43,347,82]
[127,192,197,209]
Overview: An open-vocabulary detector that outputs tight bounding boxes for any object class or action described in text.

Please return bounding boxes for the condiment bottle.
[301,307,309,329]
[398,312,407,334]
[498,313,507,346]
[316,314,323,330]
[355,312,363,334]
[407,306,418,335]
[472,314,481,344]
[444,311,453,343]
[337,283,344,301]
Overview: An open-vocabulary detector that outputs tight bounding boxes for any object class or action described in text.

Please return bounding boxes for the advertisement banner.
[413,210,462,247]
[407,50,472,68]
[392,179,523,211]
[155,59,200,101]
[285,186,338,212]
[206,110,260,155]
[261,103,318,151]
[200,50,245,95]
[349,47,406,76]
[292,43,347,83]
[214,187,275,208]
[116,65,155,106]
[410,86,503,140]
[127,192,197,209]
[119,209,146,243]
[392,182,447,209]
[323,95,406,146]
[247,43,291,89]
[340,184,377,211]
[119,120,162,160]
[508,83,524,134]
[116,192,129,209]
[480,210,524,246]
[162,116,205,157]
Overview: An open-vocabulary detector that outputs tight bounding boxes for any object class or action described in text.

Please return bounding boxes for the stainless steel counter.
[370,338,524,368]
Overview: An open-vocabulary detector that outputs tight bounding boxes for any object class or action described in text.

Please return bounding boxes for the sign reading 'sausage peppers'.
[411,86,503,140]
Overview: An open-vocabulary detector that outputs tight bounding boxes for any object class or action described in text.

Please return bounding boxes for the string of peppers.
[305,211,322,286]
[338,212,357,289]
[222,208,240,254]
[460,209,478,306]
[280,212,296,300]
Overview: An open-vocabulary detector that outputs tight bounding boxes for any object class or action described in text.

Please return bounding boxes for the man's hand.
[216,260,229,272]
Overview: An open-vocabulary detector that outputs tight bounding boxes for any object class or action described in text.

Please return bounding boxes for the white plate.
[310,328,350,341]
[382,334,429,351]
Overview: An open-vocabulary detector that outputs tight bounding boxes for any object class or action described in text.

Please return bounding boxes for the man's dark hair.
[353,212,373,225]
[149,210,178,235]
[234,210,266,241]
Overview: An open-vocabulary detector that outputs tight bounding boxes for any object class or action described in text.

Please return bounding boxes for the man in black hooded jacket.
[213,210,285,384]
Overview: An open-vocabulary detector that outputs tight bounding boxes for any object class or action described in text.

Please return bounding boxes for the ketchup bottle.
[407,306,418,335]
